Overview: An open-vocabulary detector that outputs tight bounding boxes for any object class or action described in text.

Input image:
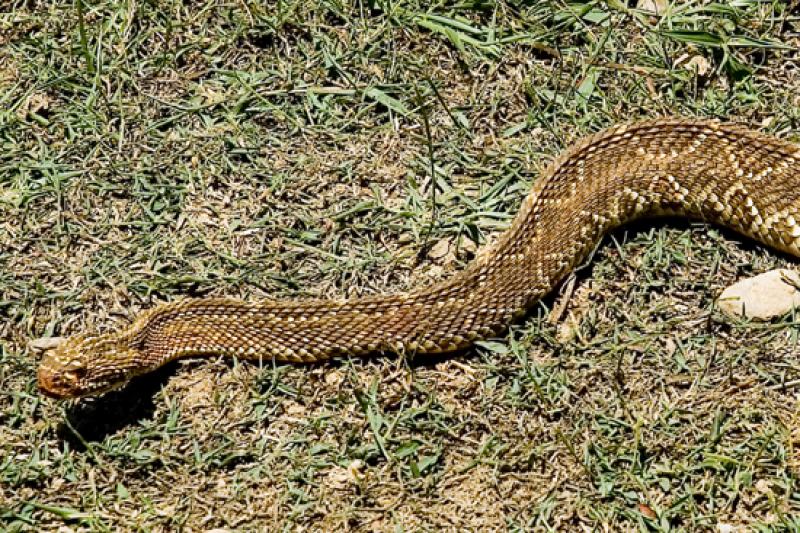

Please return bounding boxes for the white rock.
[637,0,668,14]
[717,269,800,321]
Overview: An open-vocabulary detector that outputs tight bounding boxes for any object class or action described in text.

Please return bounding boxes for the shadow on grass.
[57,362,178,447]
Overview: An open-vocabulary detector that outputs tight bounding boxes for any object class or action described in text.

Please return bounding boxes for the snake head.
[37,333,141,399]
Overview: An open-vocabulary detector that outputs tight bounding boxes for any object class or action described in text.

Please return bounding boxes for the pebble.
[717,269,800,321]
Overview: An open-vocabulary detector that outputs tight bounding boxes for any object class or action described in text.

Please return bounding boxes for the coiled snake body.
[38,118,800,398]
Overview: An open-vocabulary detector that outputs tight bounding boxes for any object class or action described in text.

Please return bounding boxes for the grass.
[1,0,800,530]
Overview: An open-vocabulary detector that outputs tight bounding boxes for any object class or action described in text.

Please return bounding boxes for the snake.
[37,118,800,399]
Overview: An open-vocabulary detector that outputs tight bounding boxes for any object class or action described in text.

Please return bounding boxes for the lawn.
[1,0,799,530]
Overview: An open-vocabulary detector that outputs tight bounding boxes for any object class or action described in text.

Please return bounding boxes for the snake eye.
[65,366,87,383]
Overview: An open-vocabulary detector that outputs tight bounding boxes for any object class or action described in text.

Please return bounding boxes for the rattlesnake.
[38,118,800,398]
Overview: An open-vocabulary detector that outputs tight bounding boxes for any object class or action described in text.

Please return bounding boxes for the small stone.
[324,369,343,386]
[428,238,451,261]
[685,55,711,76]
[556,315,580,344]
[459,238,478,256]
[717,269,800,321]
[327,459,367,490]
[348,459,366,483]
[637,503,657,519]
[755,478,771,493]
[637,0,668,14]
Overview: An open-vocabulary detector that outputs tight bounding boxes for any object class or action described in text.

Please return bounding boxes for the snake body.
[38,118,800,398]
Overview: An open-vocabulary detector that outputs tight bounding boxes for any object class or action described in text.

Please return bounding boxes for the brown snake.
[38,118,800,398]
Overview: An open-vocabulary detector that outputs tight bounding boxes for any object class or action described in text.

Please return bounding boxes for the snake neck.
[124,265,556,369]
[120,119,800,370]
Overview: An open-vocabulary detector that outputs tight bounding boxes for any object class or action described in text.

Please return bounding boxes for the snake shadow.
[56,216,792,444]
[58,362,179,446]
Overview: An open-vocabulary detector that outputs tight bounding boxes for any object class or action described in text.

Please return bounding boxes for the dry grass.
[2,1,800,530]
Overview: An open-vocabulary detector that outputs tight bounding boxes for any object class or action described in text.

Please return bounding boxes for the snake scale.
[38,118,800,398]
